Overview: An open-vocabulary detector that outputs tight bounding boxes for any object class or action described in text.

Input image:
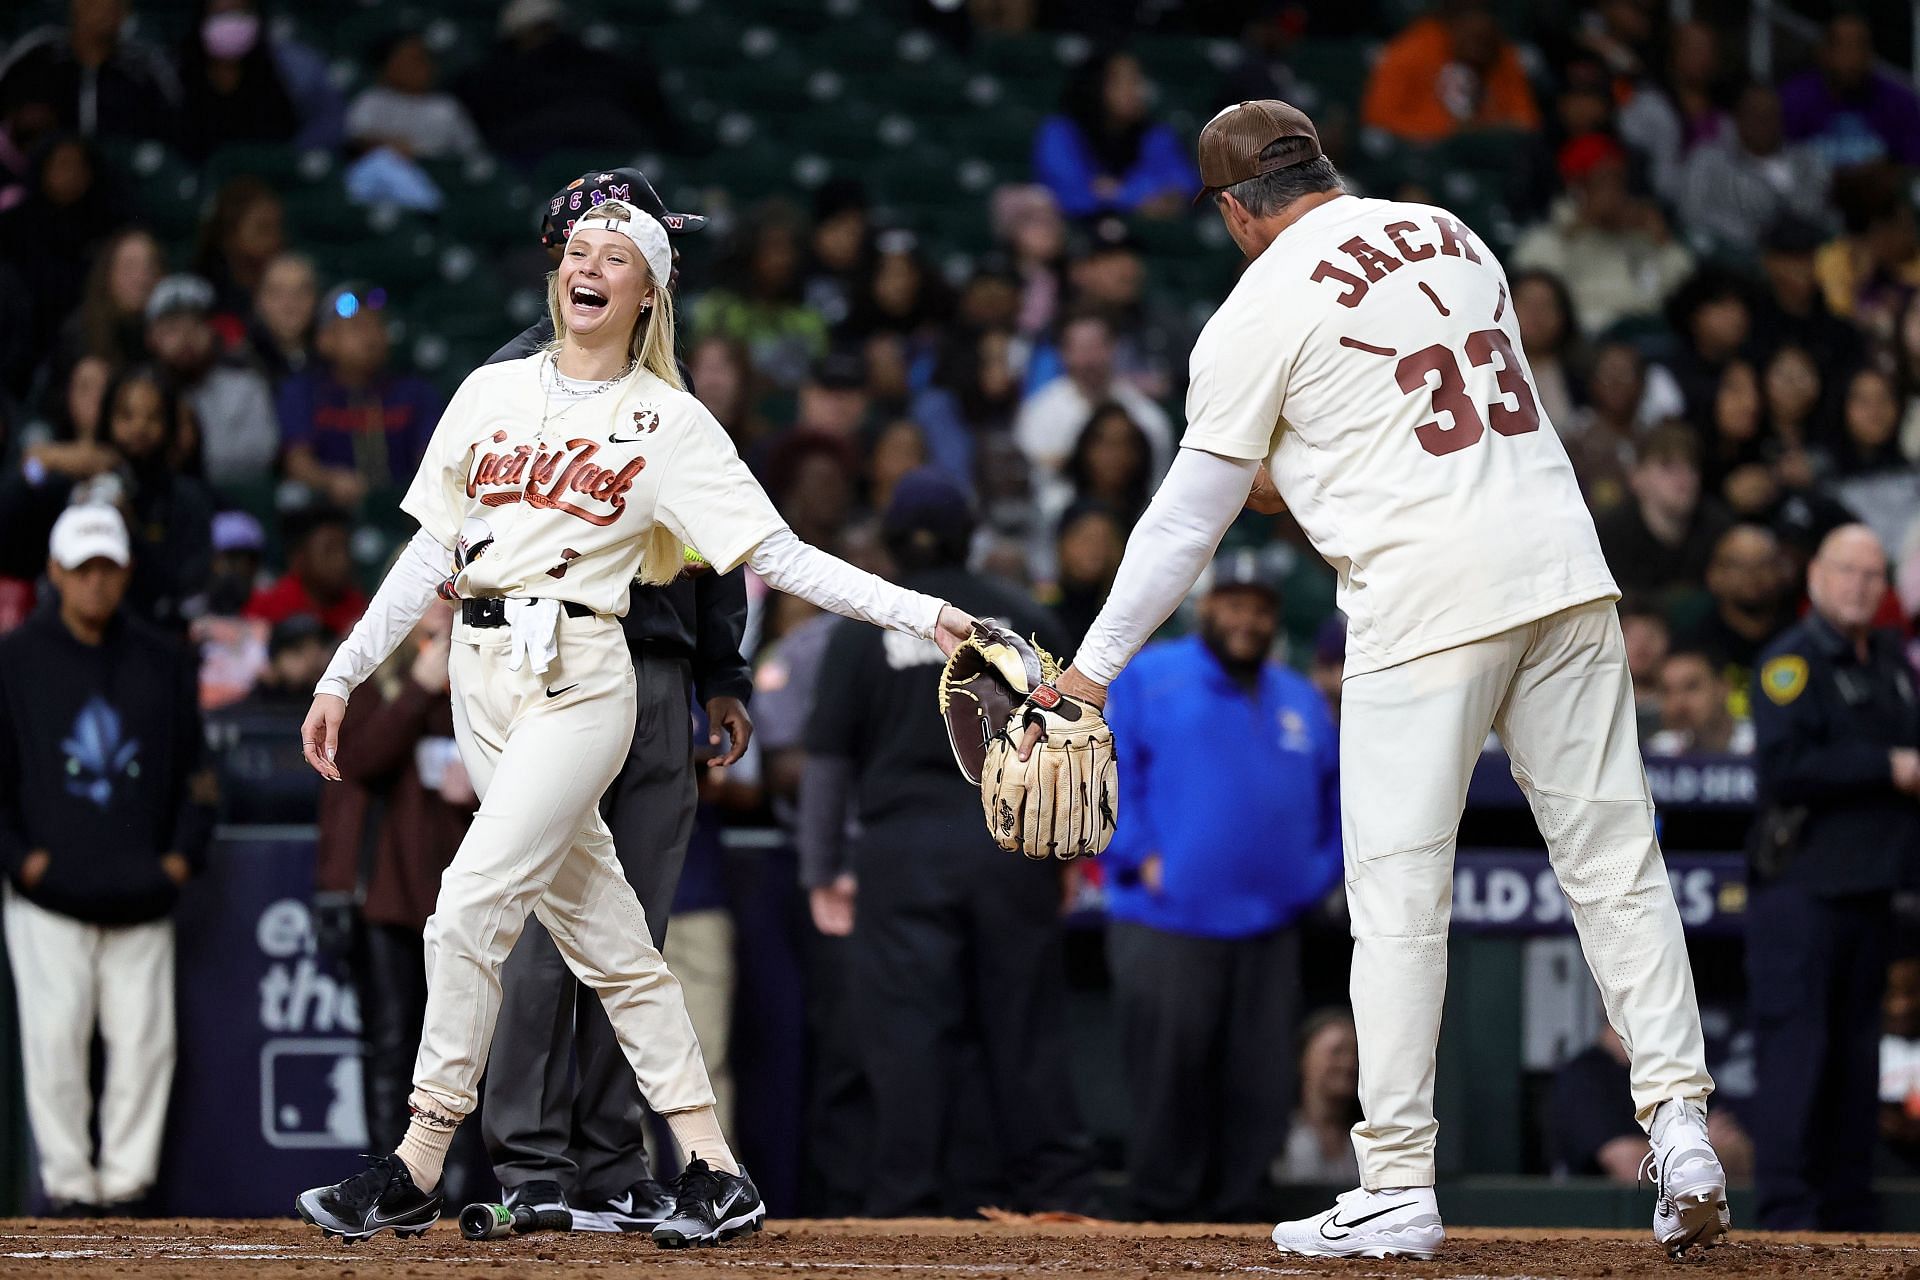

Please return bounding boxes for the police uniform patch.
[1762,655,1809,705]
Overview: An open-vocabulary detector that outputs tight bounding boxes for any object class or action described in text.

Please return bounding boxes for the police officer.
[1748,523,1920,1231]
[798,469,1094,1216]
[478,167,754,1233]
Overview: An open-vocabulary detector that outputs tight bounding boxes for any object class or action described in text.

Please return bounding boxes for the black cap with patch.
[539,166,707,248]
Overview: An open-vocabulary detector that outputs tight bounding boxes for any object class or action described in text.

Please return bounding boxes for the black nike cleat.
[574,1177,675,1232]
[295,1154,444,1242]
[650,1158,765,1248]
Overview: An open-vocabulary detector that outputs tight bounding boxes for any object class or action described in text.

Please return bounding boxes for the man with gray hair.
[1018,99,1724,1258]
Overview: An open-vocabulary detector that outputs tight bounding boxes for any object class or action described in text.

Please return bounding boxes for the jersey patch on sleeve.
[1761,655,1809,706]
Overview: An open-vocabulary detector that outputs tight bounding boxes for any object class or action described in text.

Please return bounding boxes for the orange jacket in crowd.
[1362,16,1542,142]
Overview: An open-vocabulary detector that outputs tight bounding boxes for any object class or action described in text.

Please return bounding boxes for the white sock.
[665,1106,740,1176]
[394,1095,461,1192]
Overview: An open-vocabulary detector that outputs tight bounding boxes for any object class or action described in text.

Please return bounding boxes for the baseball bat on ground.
[460,1202,547,1240]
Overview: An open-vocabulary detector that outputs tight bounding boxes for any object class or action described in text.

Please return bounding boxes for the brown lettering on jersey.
[1384,220,1436,261]
[1338,336,1397,357]
[1433,215,1483,263]
[1310,259,1369,308]
[1339,236,1404,283]
[1493,282,1508,321]
[468,437,646,525]
[1418,282,1451,316]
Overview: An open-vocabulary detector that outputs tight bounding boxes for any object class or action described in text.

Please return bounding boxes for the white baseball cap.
[49,504,132,570]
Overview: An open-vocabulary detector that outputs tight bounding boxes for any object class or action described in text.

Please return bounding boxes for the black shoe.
[574,1178,675,1233]
[651,1158,764,1248]
[295,1154,443,1242]
[503,1179,575,1233]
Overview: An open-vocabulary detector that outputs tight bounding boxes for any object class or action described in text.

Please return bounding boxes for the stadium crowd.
[3,0,1920,1230]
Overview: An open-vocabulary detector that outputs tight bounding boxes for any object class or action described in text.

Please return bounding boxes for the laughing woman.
[293,198,975,1246]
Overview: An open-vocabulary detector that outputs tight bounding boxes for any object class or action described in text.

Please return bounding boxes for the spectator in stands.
[765,429,859,551]
[143,273,280,488]
[346,32,481,163]
[1612,20,1730,202]
[1749,524,1920,1230]
[1880,953,1920,1171]
[1676,84,1829,255]
[1056,400,1152,536]
[1067,216,1182,402]
[991,184,1066,339]
[1647,648,1754,756]
[1816,164,1920,345]
[695,202,830,389]
[1780,13,1920,170]
[788,349,871,447]
[1043,498,1125,648]
[17,353,113,480]
[0,132,128,349]
[844,229,950,353]
[1032,49,1197,220]
[175,0,298,159]
[95,362,214,627]
[244,504,366,634]
[246,249,317,384]
[59,225,161,368]
[1823,367,1916,556]
[0,504,213,1214]
[313,602,476,1157]
[1274,1010,1362,1186]
[278,282,441,505]
[1761,343,1828,471]
[1361,0,1540,143]
[1680,523,1793,716]
[191,176,285,327]
[1701,359,1768,505]
[802,178,871,330]
[456,0,689,164]
[909,327,1019,489]
[688,334,765,451]
[1104,549,1338,1220]
[1661,268,1754,429]
[802,471,1094,1217]
[1512,133,1693,337]
[1594,424,1733,604]
[203,507,265,614]
[1751,217,1864,380]
[1013,310,1171,486]
[866,418,930,517]
[233,612,332,712]
[1561,341,1650,511]
[0,0,183,143]
[1511,269,1580,430]
[1619,600,1671,735]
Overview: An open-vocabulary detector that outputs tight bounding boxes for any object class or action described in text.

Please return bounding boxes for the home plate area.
[0,1217,1912,1279]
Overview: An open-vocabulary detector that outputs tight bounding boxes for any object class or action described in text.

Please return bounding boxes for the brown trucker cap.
[1196,100,1323,199]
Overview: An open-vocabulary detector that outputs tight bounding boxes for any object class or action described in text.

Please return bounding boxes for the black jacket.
[1751,614,1920,896]
[0,610,214,923]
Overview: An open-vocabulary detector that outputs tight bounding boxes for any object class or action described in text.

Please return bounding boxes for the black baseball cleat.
[504,1179,576,1233]
[650,1158,765,1248]
[295,1154,444,1242]
[574,1177,675,1232]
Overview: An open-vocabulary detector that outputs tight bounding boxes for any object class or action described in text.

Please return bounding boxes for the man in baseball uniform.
[1029,102,1725,1259]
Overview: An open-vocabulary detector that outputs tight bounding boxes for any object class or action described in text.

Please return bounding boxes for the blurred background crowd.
[4,0,1920,1231]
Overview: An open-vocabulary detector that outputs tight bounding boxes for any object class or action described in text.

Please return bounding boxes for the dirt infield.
[0,1216,1913,1279]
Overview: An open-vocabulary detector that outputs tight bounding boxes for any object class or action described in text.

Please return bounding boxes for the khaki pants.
[3,890,174,1204]
[1340,599,1711,1188]
[410,615,715,1122]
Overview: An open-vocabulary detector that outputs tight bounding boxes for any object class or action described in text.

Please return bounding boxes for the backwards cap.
[567,199,673,286]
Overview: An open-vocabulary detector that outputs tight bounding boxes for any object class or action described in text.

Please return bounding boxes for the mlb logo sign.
[260,1037,368,1149]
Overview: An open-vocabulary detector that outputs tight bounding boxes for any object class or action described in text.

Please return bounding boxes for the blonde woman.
[294,199,975,1245]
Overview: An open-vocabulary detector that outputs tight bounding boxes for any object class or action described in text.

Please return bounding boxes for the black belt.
[460,599,594,628]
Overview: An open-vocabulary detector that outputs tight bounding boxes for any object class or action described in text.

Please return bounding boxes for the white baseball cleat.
[1644,1099,1730,1258]
[1270,1186,1444,1260]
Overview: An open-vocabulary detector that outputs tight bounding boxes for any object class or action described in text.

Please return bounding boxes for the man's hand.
[19,849,48,890]
[1894,748,1920,795]
[160,852,191,886]
[705,697,753,767]
[302,694,346,782]
[1017,666,1109,761]
[809,874,857,937]
[934,603,977,658]
[1246,463,1287,515]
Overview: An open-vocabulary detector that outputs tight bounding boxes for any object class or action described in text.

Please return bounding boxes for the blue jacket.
[1103,636,1341,939]
[1031,115,1200,219]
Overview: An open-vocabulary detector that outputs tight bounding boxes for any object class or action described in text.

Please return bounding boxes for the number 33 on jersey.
[1182,196,1618,680]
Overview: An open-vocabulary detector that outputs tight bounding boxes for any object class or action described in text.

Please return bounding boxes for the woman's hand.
[301,693,347,782]
[934,604,976,658]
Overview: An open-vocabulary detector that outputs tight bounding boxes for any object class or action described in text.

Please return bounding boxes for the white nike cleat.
[1270,1186,1444,1260]
[1643,1099,1730,1258]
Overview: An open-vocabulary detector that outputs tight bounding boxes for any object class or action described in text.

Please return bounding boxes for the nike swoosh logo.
[1319,1200,1418,1239]
[608,433,646,444]
[368,1203,424,1227]
[546,684,579,698]
[611,1193,634,1213]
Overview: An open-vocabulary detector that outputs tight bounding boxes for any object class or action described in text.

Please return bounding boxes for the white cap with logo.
[49,504,132,569]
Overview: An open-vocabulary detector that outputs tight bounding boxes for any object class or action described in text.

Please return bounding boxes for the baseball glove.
[937,622,1117,860]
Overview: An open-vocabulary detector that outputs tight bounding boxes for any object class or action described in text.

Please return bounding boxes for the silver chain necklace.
[539,350,636,435]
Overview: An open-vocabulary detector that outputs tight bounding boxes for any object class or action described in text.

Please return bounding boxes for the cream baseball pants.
[409,614,716,1123]
[1340,599,1711,1188]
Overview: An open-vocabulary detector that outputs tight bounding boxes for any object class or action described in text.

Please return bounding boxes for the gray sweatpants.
[480,651,698,1199]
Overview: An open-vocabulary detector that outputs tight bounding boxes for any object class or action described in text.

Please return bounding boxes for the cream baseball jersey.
[1182,195,1617,675]
[402,357,785,616]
